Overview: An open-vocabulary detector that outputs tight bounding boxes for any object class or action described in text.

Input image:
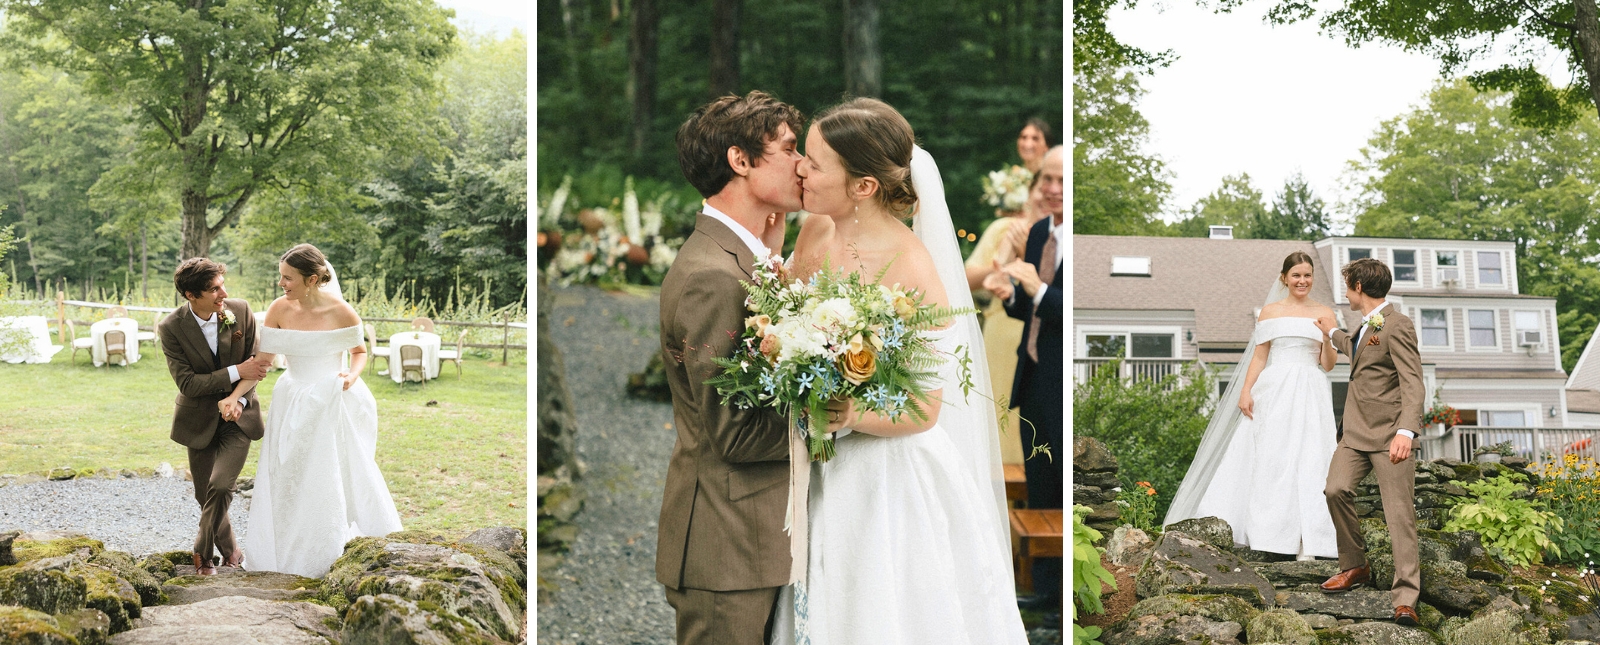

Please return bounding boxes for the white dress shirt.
[702,203,772,260]
[1329,299,1412,439]
[193,310,247,408]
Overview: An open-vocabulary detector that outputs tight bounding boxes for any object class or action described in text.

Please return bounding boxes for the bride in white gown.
[770,98,1026,644]
[244,243,403,578]
[1166,251,1340,560]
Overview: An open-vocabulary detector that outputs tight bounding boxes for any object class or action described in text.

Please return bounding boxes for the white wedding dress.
[1190,317,1339,558]
[770,146,1026,644]
[245,325,404,578]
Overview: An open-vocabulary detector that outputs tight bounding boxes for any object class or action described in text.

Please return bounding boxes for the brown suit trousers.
[157,299,262,562]
[656,215,791,643]
[1324,304,1424,608]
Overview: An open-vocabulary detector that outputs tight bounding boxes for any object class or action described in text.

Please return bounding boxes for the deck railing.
[1073,358,1192,386]
[1418,425,1599,466]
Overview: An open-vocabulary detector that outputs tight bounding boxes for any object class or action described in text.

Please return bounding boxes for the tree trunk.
[629,0,660,160]
[843,0,882,98]
[710,0,742,97]
[1577,0,1600,115]
[140,224,148,300]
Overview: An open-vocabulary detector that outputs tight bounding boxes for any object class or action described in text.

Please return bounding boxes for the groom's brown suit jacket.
[157,300,264,450]
[656,215,791,592]
[1329,303,1425,451]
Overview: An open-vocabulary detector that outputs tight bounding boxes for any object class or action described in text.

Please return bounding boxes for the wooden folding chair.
[398,344,426,384]
[437,330,467,379]
[68,320,95,365]
[367,323,390,375]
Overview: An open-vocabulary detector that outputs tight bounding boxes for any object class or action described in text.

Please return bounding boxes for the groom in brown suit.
[1314,258,1425,626]
[656,91,808,644]
[157,258,268,575]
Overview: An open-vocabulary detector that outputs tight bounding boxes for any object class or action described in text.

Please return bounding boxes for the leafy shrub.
[1116,481,1161,535]
[1073,359,1214,520]
[1535,453,1600,565]
[1444,473,1563,567]
[1072,505,1115,644]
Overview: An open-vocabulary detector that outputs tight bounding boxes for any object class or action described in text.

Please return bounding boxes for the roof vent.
[1111,256,1151,277]
[1209,225,1234,240]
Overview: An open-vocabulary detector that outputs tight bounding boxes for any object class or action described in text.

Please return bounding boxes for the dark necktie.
[1026,231,1057,363]
[1351,322,1365,363]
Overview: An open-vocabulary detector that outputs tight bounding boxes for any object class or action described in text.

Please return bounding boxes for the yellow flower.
[745,314,772,337]
[838,334,878,384]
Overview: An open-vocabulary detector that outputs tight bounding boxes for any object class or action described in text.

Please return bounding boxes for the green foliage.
[1260,0,1600,126]
[1349,80,1600,372]
[1074,623,1106,645]
[1073,58,1174,236]
[1117,480,1162,535]
[1176,173,1266,238]
[538,0,1063,239]
[1534,454,1600,566]
[0,0,460,259]
[1074,358,1215,519]
[1073,505,1117,619]
[1443,473,1563,568]
[1252,172,1331,241]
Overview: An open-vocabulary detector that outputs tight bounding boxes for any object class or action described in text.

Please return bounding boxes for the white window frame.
[1433,249,1463,288]
[1451,403,1545,429]
[1390,248,1420,284]
[1512,310,1546,352]
[1465,308,1501,351]
[1077,325,1182,360]
[1346,247,1373,264]
[1476,250,1505,287]
[1415,307,1453,349]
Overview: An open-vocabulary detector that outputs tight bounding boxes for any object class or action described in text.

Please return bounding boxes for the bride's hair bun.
[282,244,332,285]
[814,97,918,217]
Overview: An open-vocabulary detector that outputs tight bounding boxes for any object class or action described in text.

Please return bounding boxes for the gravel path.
[0,475,250,558]
[537,285,677,645]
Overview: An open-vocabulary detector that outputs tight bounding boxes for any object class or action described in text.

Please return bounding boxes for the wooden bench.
[1004,463,1027,503]
[1010,508,1063,591]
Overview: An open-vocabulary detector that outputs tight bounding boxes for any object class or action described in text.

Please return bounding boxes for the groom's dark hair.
[1342,258,1392,298]
[677,91,804,198]
[174,258,227,301]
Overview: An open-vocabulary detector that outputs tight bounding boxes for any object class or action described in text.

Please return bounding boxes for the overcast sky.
[1106,2,1565,227]
[436,0,527,37]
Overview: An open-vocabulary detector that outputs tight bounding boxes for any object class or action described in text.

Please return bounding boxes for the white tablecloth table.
[388,331,441,383]
[0,316,64,364]
[91,318,142,366]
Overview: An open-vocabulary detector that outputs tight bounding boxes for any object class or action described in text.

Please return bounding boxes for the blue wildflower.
[797,373,815,392]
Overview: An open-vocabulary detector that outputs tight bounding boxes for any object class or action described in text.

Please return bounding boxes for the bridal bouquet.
[707,254,969,461]
[981,164,1033,212]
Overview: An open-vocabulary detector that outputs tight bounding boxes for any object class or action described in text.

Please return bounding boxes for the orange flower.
[1136,481,1151,488]
[839,335,878,384]
[1146,488,1157,496]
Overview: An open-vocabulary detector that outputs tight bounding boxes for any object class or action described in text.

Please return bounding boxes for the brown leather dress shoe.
[224,547,245,570]
[1394,605,1419,626]
[1320,565,1370,593]
[192,552,216,576]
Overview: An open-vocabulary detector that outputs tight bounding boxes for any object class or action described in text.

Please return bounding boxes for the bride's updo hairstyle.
[1279,251,1316,286]
[281,244,332,287]
[813,98,919,216]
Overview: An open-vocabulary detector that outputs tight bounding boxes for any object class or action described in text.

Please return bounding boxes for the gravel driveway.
[538,285,677,645]
[0,474,250,558]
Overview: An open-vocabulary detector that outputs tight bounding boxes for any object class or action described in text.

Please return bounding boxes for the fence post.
[55,290,66,343]
[1532,428,1543,467]
[501,312,510,366]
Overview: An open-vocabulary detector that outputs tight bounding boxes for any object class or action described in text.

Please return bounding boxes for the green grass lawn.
[0,344,527,534]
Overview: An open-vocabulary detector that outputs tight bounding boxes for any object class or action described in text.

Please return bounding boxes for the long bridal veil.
[1163,279,1289,526]
[909,146,1010,557]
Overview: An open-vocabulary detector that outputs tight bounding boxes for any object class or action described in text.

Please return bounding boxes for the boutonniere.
[220,308,237,327]
[1364,312,1385,333]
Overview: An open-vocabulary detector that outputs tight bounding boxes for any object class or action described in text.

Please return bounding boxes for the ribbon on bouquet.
[783,412,810,585]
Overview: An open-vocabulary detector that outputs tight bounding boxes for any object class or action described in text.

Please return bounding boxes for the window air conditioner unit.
[1438,267,1459,286]
[1519,330,1542,347]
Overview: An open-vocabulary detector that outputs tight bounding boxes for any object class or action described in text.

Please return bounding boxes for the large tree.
[1073,58,1173,236]
[1251,172,1331,241]
[1254,0,1600,129]
[1350,80,1600,370]
[1,0,457,260]
[1176,173,1267,237]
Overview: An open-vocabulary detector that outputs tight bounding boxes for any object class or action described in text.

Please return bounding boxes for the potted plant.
[1423,403,1461,438]
[1473,441,1515,463]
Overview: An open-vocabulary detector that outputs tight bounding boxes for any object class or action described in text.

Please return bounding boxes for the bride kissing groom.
[654,91,1029,644]
[1168,254,1426,626]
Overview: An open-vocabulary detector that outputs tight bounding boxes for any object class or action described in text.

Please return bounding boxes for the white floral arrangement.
[544,177,690,286]
[981,164,1034,211]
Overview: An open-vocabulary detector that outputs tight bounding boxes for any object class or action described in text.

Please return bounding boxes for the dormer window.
[1348,248,1372,262]
[1477,251,1503,285]
[1436,251,1460,286]
[1111,256,1151,276]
